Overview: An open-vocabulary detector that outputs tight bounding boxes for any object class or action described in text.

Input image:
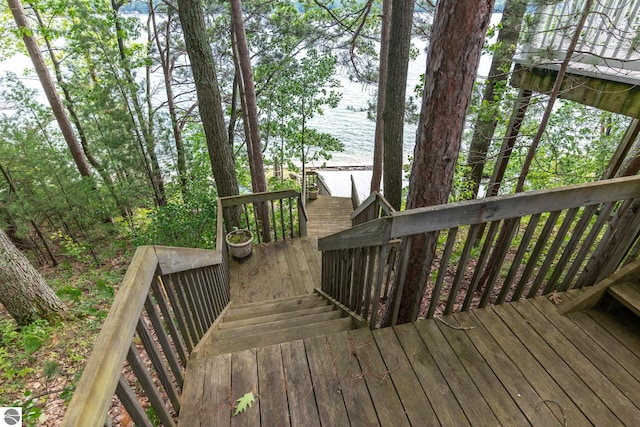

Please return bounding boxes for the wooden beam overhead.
[510,64,640,118]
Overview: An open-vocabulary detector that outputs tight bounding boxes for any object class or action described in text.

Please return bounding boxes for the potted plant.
[308,184,319,200]
[225,228,253,259]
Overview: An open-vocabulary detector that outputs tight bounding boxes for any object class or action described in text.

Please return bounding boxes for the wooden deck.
[305,195,353,238]
[179,289,640,426]
[229,237,321,304]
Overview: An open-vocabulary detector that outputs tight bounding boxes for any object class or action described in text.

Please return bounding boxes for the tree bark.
[177,0,240,228]
[370,0,391,194]
[7,0,92,178]
[466,0,527,198]
[382,0,414,210]
[395,0,494,324]
[0,227,67,326]
[230,1,271,241]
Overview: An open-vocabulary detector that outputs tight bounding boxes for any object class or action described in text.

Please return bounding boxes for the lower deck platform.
[179,291,640,426]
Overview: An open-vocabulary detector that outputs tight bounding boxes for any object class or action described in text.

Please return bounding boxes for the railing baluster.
[115,375,154,427]
[532,207,579,296]
[151,277,189,366]
[136,318,181,412]
[126,343,176,427]
[161,275,195,354]
[479,219,520,308]
[462,221,500,311]
[445,224,481,314]
[193,269,215,327]
[498,214,541,304]
[144,294,185,388]
[279,198,286,240]
[427,228,458,318]
[170,273,201,345]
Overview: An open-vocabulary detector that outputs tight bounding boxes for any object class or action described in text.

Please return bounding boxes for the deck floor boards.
[180,292,640,426]
[305,195,352,238]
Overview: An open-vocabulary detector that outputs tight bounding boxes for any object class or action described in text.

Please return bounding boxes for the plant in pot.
[308,184,319,200]
[225,228,254,259]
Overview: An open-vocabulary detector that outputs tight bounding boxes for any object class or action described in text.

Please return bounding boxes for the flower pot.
[308,188,319,200]
[226,229,253,259]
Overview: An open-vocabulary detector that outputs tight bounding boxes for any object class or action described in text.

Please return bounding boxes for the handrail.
[306,170,331,196]
[318,175,640,327]
[219,189,306,243]
[62,244,230,427]
[63,190,304,426]
[350,191,395,226]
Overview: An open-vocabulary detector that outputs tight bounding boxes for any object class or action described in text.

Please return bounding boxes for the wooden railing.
[306,170,331,196]
[351,191,396,226]
[62,189,304,426]
[61,243,230,427]
[219,189,307,243]
[319,176,640,328]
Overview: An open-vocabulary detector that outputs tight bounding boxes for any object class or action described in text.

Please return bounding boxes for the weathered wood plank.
[389,175,640,238]
[256,344,290,426]
[414,320,500,425]
[291,238,316,293]
[179,358,208,427]
[434,316,531,426]
[491,303,621,425]
[154,246,222,275]
[583,308,640,357]
[325,331,379,425]
[473,307,592,425]
[281,340,321,427]
[522,298,640,421]
[220,189,299,207]
[231,349,260,427]
[304,335,351,425]
[452,310,560,427]
[373,326,443,426]
[348,328,411,427]
[203,353,233,426]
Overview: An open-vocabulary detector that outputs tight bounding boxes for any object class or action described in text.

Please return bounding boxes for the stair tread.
[230,293,319,309]
[217,310,343,340]
[220,304,336,329]
[225,295,327,321]
[205,317,356,356]
[609,281,640,317]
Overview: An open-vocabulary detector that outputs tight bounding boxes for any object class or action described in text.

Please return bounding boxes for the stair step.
[225,295,327,322]
[229,293,321,310]
[208,317,356,356]
[216,310,344,341]
[608,281,640,317]
[220,304,337,330]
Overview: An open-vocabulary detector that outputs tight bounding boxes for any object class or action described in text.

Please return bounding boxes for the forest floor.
[0,246,132,427]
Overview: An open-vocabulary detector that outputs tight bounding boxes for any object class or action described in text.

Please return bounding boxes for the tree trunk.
[177,0,240,228]
[515,0,594,192]
[466,0,527,198]
[0,227,67,326]
[230,1,271,241]
[382,0,414,210]
[395,0,494,324]
[7,0,92,178]
[150,3,188,200]
[370,0,391,194]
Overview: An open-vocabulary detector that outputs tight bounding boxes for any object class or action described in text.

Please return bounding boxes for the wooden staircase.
[605,281,640,317]
[191,292,366,359]
[558,259,640,318]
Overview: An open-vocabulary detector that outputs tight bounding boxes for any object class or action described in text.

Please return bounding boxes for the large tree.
[383,0,415,210]
[177,0,240,227]
[0,227,67,326]
[7,0,92,178]
[394,0,495,323]
[466,0,527,198]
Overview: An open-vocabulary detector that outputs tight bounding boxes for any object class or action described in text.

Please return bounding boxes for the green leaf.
[233,391,256,416]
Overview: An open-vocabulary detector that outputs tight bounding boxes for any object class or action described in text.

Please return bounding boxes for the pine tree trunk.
[382,0,414,210]
[7,0,92,178]
[177,0,240,228]
[0,228,67,326]
[395,0,494,324]
[371,0,391,194]
[466,0,527,198]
